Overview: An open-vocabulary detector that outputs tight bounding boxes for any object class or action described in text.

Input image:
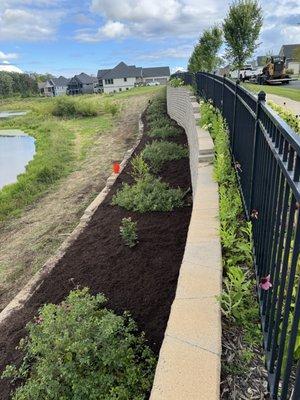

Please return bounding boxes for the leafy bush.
[120,217,138,247]
[103,100,119,116]
[148,116,173,130]
[148,126,180,139]
[142,141,188,172]
[112,174,184,212]
[200,100,259,337]
[131,155,150,180]
[169,77,184,87]
[268,100,300,134]
[2,288,156,400]
[52,97,98,118]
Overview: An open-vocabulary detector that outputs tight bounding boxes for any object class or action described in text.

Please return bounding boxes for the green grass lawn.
[0,87,161,221]
[243,83,300,102]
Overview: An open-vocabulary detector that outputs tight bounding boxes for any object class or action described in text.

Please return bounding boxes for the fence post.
[231,81,239,149]
[221,76,225,113]
[249,91,266,212]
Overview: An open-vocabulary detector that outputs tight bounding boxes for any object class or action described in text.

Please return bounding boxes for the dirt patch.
[0,107,192,399]
[0,93,155,312]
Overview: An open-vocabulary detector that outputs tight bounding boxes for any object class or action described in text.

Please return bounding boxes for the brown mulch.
[0,108,192,399]
[221,319,270,399]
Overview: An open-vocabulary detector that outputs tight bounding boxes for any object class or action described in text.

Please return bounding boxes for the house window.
[126,88,129,91]
[105,79,114,84]
[119,88,122,92]
[124,77,127,82]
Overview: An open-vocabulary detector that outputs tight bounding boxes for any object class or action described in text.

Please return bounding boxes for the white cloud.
[76,20,129,41]
[138,45,193,60]
[80,0,224,42]
[0,50,18,60]
[0,1,66,41]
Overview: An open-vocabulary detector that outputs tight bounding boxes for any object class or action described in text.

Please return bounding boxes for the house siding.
[103,77,136,93]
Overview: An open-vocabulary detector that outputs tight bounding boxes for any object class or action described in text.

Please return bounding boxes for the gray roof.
[279,44,300,60]
[98,62,142,79]
[51,76,69,86]
[97,62,170,80]
[97,69,110,79]
[38,80,53,89]
[74,72,96,84]
[142,66,170,78]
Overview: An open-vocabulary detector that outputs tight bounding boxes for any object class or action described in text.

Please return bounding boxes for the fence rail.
[176,71,300,399]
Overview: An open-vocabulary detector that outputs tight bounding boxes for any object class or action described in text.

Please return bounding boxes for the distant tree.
[188,25,223,72]
[0,72,38,98]
[223,0,263,71]
[0,72,14,97]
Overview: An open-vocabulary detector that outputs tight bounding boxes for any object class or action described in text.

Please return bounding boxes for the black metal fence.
[177,72,300,399]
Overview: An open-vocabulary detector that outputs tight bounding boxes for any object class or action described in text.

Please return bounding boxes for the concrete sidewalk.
[266,93,300,116]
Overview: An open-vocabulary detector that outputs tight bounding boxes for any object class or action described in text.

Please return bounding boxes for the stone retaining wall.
[150,86,222,399]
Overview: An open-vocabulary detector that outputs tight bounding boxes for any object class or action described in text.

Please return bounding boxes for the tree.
[223,0,263,70]
[188,26,223,72]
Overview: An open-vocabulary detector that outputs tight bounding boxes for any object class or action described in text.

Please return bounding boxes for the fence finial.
[258,91,266,102]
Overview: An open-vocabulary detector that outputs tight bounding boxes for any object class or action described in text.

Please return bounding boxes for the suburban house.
[97,62,170,93]
[38,76,69,97]
[38,80,54,97]
[52,76,69,96]
[279,44,300,74]
[67,73,98,95]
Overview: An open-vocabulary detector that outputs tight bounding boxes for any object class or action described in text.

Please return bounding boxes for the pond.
[0,130,35,190]
[0,111,27,118]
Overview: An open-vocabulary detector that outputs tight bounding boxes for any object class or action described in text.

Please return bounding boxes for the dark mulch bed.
[0,108,192,398]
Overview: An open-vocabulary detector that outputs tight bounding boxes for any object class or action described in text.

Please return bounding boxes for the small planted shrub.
[2,288,156,400]
[268,100,300,134]
[169,77,184,87]
[148,126,180,138]
[112,174,184,212]
[142,141,188,172]
[148,116,172,129]
[131,155,150,180]
[120,217,138,247]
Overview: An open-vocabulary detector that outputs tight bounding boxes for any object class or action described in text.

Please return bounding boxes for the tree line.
[188,0,263,74]
[0,71,39,98]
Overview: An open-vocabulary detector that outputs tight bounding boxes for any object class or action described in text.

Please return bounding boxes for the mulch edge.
[0,114,145,326]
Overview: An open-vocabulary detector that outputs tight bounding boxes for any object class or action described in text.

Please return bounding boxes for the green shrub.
[268,100,300,134]
[52,97,98,118]
[148,126,180,138]
[169,77,184,87]
[131,155,150,180]
[148,117,172,129]
[120,217,138,247]
[103,100,119,116]
[142,141,188,172]
[2,288,156,400]
[52,96,77,117]
[112,174,184,212]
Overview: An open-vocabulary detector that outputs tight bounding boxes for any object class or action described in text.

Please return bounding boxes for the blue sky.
[0,0,299,77]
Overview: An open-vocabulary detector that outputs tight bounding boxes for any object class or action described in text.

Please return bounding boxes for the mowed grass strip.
[243,83,300,102]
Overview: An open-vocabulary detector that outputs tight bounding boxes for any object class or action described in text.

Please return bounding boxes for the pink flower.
[260,275,272,291]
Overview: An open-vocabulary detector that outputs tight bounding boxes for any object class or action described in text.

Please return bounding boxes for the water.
[0,133,35,190]
[0,111,27,118]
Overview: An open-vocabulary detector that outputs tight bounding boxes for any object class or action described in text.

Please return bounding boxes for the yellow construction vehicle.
[253,56,295,85]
